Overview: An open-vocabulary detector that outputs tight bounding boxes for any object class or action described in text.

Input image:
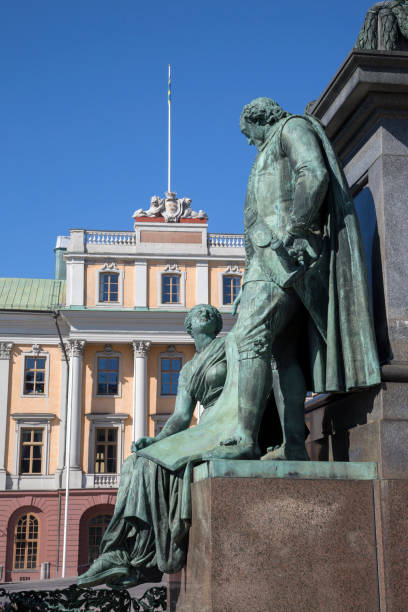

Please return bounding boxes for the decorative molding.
[103,343,114,353]
[163,262,180,272]
[66,339,86,357]
[101,261,120,272]
[133,191,207,224]
[0,342,13,360]
[132,340,151,358]
[31,344,42,355]
[224,264,243,276]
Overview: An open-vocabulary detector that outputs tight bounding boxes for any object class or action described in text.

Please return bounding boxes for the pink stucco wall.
[0,489,117,582]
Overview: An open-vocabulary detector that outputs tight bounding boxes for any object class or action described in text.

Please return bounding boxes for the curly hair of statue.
[240,97,290,126]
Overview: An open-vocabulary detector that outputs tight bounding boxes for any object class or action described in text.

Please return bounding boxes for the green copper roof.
[0,278,66,310]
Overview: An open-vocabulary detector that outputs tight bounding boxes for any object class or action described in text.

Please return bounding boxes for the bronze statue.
[355,1,408,50]
[79,98,381,589]
[78,304,226,588]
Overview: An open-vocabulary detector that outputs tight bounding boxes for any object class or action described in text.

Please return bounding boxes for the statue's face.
[240,118,267,149]
[189,305,217,337]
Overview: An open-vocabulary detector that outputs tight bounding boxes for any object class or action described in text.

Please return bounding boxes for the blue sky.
[1,0,372,278]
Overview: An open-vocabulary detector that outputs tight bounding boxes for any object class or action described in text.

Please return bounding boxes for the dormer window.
[99,272,119,303]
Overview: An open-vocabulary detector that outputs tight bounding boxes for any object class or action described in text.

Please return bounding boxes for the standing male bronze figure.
[209,97,381,461]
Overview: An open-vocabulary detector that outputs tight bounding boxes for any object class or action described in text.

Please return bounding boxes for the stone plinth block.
[176,460,379,612]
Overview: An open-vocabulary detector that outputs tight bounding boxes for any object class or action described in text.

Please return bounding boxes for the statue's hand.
[131,436,155,453]
[232,288,242,316]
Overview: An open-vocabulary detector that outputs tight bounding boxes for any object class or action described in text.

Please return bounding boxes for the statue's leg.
[262,300,309,461]
[203,281,296,460]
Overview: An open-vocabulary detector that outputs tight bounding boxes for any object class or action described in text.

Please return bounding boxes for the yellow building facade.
[0,198,245,580]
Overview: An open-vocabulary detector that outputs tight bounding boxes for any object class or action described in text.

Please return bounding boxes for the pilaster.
[65,339,85,489]
[196,262,209,304]
[0,342,13,489]
[132,340,151,441]
[134,260,148,307]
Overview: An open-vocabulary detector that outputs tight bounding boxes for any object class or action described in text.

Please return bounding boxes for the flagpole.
[168,64,171,193]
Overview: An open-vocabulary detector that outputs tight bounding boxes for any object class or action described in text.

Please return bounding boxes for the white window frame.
[158,346,184,398]
[20,347,50,399]
[157,264,186,309]
[12,413,55,477]
[85,413,128,476]
[95,263,124,308]
[219,265,243,311]
[94,346,122,398]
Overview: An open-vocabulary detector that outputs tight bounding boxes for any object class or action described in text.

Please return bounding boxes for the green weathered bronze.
[355,1,408,50]
[78,98,381,589]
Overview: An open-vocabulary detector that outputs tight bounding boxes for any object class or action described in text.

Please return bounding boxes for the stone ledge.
[193,459,377,482]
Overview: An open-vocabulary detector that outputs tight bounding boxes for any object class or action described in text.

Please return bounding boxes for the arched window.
[13,514,39,570]
[88,514,113,564]
[99,272,119,303]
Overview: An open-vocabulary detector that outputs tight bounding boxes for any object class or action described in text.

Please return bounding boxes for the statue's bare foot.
[261,444,309,461]
[202,437,260,461]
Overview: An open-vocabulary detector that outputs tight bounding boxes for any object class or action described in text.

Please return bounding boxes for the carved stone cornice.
[132,340,151,358]
[66,339,86,357]
[0,342,13,360]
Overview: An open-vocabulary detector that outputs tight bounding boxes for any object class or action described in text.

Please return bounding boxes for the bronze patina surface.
[79,98,380,589]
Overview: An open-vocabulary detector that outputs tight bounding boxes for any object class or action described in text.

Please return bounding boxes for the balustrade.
[208,233,245,248]
[86,231,136,246]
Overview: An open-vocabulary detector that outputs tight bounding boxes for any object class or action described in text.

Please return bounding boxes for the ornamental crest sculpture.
[133,192,207,224]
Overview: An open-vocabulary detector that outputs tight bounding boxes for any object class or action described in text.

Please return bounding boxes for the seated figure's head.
[184,304,223,339]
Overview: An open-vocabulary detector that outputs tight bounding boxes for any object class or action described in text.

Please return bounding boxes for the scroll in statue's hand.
[131,436,155,453]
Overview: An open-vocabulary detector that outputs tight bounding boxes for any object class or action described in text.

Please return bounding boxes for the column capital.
[66,339,86,357]
[132,340,151,358]
[0,342,13,360]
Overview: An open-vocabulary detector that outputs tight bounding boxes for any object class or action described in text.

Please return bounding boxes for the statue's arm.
[281,117,329,238]
[132,367,195,451]
[155,381,195,441]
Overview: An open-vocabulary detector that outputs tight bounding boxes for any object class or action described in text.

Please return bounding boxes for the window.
[23,357,46,395]
[99,272,119,303]
[88,515,112,564]
[161,357,182,395]
[13,514,39,569]
[94,428,117,473]
[223,275,241,305]
[20,429,43,474]
[162,274,180,304]
[97,356,119,395]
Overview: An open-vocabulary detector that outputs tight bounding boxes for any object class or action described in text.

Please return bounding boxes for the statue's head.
[240,98,290,148]
[184,304,223,339]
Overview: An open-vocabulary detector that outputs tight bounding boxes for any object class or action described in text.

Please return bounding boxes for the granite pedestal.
[172,460,380,612]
